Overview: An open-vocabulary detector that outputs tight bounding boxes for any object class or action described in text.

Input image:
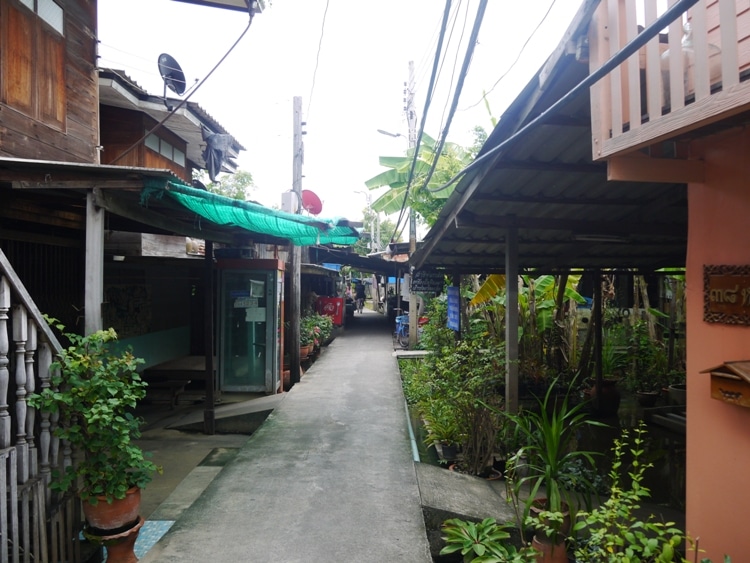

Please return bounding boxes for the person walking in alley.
[355,280,366,314]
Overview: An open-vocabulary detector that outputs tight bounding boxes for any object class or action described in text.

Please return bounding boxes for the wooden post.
[203,240,215,435]
[505,223,519,414]
[594,270,603,411]
[84,191,104,335]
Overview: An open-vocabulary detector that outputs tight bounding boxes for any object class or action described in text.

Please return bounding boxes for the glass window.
[159,139,172,159]
[173,148,185,167]
[19,0,33,9]
[145,133,159,152]
[37,0,63,35]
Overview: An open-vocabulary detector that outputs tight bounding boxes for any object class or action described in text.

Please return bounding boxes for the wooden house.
[0,1,282,560]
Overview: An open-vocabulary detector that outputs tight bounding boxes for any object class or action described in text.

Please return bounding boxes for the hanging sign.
[447,286,460,331]
[411,271,445,294]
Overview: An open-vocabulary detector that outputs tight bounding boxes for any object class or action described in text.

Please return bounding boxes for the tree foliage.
[364,132,479,228]
[352,206,401,257]
[194,169,256,200]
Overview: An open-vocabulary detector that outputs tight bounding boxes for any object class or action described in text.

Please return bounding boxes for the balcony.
[590,0,750,160]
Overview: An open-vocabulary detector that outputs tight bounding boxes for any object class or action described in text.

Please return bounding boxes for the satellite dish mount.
[157,53,186,111]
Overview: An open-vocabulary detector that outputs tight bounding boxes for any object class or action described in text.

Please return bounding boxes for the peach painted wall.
[686,127,750,559]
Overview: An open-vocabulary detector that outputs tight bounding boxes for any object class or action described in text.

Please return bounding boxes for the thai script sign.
[704,265,750,325]
[411,271,445,294]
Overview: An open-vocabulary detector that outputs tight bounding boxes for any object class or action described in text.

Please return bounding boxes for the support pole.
[406,61,419,348]
[594,269,603,411]
[505,222,519,414]
[84,191,104,335]
[203,240,215,435]
[290,97,303,385]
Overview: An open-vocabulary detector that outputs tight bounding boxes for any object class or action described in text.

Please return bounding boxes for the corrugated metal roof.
[411,0,687,275]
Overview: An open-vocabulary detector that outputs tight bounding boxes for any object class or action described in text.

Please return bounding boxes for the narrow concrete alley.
[139,309,432,562]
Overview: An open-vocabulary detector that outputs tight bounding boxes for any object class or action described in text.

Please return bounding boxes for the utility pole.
[405,60,419,348]
[290,97,304,385]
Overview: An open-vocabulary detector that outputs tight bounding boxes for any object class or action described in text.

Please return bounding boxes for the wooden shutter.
[1,1,34,115]
[38,23,65,127]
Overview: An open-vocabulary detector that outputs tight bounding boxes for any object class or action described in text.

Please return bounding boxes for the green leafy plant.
[422,399,464,448]
[501,376,606,542]
[440,517,537,562]
[428,337,505,475]
[573,422,691,562]
[299,315,316,346]
[626,320,669,393]
[29,318,160,505]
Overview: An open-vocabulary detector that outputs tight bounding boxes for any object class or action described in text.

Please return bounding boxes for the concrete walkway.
[140,309,432,562]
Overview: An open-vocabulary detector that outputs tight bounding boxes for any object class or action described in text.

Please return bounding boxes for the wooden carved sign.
[704,265,750,325]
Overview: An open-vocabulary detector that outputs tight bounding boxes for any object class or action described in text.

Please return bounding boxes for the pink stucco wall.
[686,127,750,559]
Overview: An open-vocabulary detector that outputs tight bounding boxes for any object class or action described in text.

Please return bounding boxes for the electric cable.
[385,0,453,247]
[307,0,331,120]
[463,0,558,112]
[423,0,488,194]
[434,0,473,145]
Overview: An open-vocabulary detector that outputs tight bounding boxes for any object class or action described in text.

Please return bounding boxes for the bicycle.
[395,314,410,348]
[394,313,428,349]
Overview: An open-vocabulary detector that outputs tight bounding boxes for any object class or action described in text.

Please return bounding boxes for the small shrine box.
[701,361,750,408]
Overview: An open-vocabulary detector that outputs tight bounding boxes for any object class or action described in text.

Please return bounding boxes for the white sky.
[97,0,583,222]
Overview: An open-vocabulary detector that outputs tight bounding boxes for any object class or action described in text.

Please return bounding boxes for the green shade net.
[141,179,360,246]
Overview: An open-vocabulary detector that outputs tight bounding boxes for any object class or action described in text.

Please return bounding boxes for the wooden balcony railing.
[0,248,85,563]
[590,0,750,160]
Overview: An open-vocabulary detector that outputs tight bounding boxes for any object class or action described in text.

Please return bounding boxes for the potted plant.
[427,338,505,475]
[29,319,160,533]
[421,399,464,462]
[503,377,605,561]
[299,316,315,357]
[626,320,668,406]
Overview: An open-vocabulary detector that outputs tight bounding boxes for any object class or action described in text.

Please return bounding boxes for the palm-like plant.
[503,378,605,541]
[364,133,473,227]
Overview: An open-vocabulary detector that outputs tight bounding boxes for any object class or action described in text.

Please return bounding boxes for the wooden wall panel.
[0,0,98,163]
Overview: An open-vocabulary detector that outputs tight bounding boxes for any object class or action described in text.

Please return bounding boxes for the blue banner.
[447,286,460,331]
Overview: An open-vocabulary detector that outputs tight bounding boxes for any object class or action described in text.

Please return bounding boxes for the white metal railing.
[0,248,83,563]
[590,0,750,160]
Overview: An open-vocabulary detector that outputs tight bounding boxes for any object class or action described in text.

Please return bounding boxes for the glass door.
[219,270,272,392]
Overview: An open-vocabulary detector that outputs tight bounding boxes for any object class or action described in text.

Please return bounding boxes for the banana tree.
[468,273,586,377]
[364,133,473,227]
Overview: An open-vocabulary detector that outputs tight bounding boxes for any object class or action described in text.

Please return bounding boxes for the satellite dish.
[158,53,187,97]
[301,190,323,215]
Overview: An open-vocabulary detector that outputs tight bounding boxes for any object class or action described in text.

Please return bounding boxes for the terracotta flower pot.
[531,534,568,563]
[82,486,141,533]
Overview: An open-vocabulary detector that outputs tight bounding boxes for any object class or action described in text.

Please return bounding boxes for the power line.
[307,0,331,119]
[386,0,454,247]
[425,0,488,194]
[433,0,473,147]
[462,0,558,112]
